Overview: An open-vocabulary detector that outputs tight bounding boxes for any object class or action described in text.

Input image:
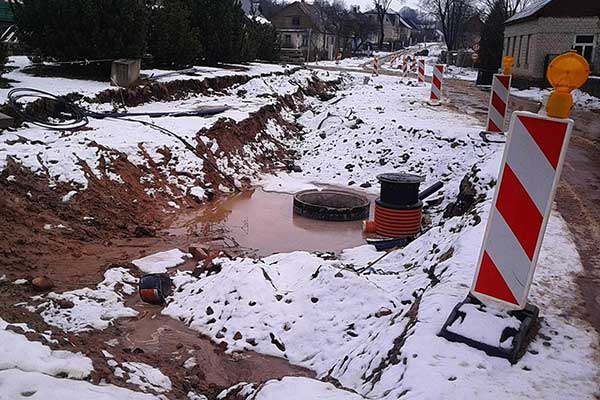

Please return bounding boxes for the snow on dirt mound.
[0,67,341,199]
[0,370,159,400]
[218,377,367,400]
[0,317,159,399]
[0,317,93,378]
[164,251,400,373]
[132,248,191,273]
[29,267,138,332]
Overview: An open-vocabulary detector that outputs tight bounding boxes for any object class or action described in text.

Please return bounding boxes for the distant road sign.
[472,42,480,52]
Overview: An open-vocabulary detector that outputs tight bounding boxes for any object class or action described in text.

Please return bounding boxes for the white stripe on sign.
[489,106,505,132]
[507,116,556,212]
[493,75,510,102]
[484,208,531,298]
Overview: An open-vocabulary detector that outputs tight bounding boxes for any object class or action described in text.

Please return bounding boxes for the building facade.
[363,9,414,50]
[504,0,600,83]
[270,1,338,62]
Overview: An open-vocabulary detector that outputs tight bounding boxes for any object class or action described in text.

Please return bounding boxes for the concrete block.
[111,59,141,88]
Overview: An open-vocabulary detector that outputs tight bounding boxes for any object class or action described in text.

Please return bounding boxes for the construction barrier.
[430,64,444,101]
[417,59,425,84]
[486,74,512,133]
[439,51,589,364]
[402,56,408,79]
[373,55,379,76]
[471,111,573,308]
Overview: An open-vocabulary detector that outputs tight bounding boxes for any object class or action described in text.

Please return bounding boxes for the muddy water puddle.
[170,187,373,257]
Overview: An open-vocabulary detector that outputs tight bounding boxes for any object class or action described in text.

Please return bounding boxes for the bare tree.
[478,0,530,18]
[420,0,476,53]
[373,0,393,47]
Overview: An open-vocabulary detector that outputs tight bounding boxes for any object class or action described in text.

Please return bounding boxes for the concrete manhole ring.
[293,189,370,221]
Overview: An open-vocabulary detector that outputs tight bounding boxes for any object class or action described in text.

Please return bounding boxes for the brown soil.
[446,79,600,338]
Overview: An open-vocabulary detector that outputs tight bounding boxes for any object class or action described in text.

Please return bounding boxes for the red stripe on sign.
[487,119,501,133]
[496,164,543,259]
[518,115,568,169]
[430,91,439,100]
[474,251,519,305]
[432,75,441,88]
[491,92,506,116]
[436,65,444,74]
[497,75,511,90]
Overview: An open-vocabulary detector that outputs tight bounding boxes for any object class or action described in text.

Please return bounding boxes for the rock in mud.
[318,92,335,101]
[133,226,156,238]
[189,244,209,260]
[31,276,54,291]
[56,299,75,309]
[375,307,393,318]
[443,173,480,218]
[233,331,243,340]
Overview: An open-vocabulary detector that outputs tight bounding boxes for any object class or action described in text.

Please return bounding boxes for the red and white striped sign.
[402,56,408,79]
[471,111,574,309]
[430,64,444,100]
[373,56,379,76]
[417,59,425,83]
[486,74,512,133]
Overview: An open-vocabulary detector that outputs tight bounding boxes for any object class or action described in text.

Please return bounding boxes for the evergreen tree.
[244,19,280,62]
[147,0,202,68]
[11,0,148,62]
[479,0,507,72]
[191,0,246,64]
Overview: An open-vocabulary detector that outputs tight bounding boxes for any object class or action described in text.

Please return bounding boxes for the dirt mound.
[93,68,302,107]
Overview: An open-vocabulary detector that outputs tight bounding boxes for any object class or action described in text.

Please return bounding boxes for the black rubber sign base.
[438,294,539,364]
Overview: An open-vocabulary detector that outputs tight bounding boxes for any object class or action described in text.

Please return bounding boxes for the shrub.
[245,18,280,62]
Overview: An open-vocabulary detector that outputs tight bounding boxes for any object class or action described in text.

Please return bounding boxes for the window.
[284,34,292,46]
[573,35,595,64]
[292,16,300,26]
[302,34,309,47]
[517,35,523,66]
[524,34,531,65]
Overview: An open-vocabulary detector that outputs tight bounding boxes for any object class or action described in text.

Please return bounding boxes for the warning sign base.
[438,294,539,364]
[479,131,506,144]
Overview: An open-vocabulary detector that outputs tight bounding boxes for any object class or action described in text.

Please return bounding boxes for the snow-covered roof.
[505,0,553,24]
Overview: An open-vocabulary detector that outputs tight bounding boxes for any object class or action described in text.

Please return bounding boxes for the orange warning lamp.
[546,51,590,118]
[502,56,514,75]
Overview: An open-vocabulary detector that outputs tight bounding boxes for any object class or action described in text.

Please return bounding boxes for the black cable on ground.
[7,87,239,191]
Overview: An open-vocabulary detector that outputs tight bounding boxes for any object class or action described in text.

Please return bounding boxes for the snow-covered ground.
[512,87,600,111]
[163,72,598,399]
[0,317,158,399]
[1,59,598,399]
[141,62,294,83]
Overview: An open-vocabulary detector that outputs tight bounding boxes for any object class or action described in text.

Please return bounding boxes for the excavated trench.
[0,69,370,398]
